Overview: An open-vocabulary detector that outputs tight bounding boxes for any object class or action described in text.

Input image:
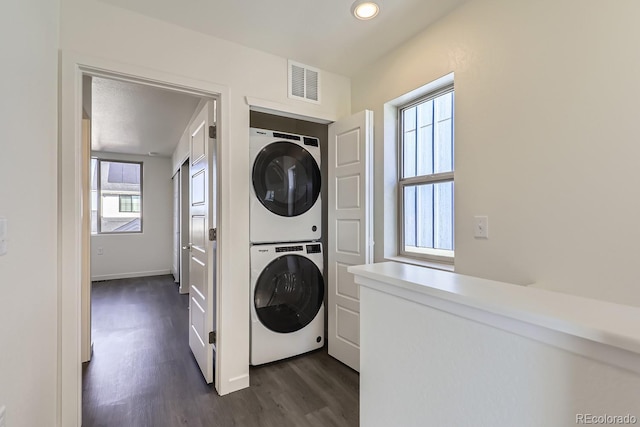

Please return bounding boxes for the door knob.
[183,243,192,250]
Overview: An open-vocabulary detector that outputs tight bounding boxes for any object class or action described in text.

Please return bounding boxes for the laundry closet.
[248,111,329,365]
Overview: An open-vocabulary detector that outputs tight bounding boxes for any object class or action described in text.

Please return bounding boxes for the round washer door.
[252,141,321,217]
[254,254,324,333]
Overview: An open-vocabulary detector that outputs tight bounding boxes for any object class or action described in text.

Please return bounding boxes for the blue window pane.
[403,106,416,131]
[403,129,416,178]
[434,182,454,251]
[434,92,453,174]
[403,91,453,178]
[416,101,433,176]
[404,186,416,247]
[122,163,140,184]
[107,162,140,184]
[416,184,433,248]
[404,181,454,252]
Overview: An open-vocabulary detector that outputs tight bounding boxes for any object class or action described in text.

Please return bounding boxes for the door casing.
[60,51,227,427]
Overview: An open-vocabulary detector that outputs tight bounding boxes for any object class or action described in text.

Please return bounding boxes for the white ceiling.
[90,0,468,157]
[98,0,468,76]
[91,77,202,157]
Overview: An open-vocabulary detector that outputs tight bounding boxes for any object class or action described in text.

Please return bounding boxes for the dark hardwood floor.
[82,275,359,427]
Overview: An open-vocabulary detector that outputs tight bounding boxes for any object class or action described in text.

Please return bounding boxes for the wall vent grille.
[288,60,321,104]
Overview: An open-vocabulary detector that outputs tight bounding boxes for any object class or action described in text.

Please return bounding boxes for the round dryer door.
[254,254,324,333]
[252,141,321,217]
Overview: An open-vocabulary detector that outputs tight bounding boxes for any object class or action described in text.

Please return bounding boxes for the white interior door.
[188,101,217,383]
[172,172,180,282]
[328,110,373,372]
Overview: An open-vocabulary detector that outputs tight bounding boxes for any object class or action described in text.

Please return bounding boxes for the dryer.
[250,127,322,243]
[250,242,324,365]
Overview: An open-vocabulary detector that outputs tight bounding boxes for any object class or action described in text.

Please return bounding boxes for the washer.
[250,242,324,365]
[250,127,322,243]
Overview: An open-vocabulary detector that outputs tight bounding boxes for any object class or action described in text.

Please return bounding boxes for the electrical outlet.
[0,405,6,427]
[97,247,104,255]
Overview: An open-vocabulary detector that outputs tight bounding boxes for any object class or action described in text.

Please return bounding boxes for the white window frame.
[93,158,144,234]
[398,84,454,263]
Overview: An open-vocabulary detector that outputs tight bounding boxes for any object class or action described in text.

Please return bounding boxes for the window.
[119,195,141,213]
[399,85,454,261]
[91,159,143,233]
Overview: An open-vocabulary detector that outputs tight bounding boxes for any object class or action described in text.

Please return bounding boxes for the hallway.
[82,275,359,427]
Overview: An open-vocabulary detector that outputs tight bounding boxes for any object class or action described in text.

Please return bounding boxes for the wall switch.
[0,405,6,427]
[474,216,489,238]
[97,247,104,255]
[0,218,7,256]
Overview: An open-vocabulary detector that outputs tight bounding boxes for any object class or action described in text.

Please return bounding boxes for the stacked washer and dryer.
[249,127,325,366]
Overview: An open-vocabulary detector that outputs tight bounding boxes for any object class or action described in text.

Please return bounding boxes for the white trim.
[245,96,335,123]
[382,73,455,263]
[60,50,230,427]
[385,255,454,272]
[397,78,455,264]
[91,270,171,282]
[226,373,250,393]
[350,262,640,376]
[386,72,454,108]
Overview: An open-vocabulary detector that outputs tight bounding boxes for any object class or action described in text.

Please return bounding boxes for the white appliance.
[250,242,325,365]
[250,127,322,243]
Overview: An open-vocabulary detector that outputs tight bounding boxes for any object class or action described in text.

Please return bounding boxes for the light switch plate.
[474,216,489,239]
[0,405,6,427]
[0,218,7,256]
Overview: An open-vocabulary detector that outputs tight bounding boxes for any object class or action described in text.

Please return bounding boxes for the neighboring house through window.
[91,159,143,233]
[119,195,141,213]
[399,84,454,262]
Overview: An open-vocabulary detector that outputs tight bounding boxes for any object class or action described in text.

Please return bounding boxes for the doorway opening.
[79,72,221,422]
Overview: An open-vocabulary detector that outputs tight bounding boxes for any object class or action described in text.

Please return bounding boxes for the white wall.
[91,153,173,280]
[351,0,640,306]
[60,0,351,396]
[0,0,59,426]
[360,285,640,426]
[172,99,205,174]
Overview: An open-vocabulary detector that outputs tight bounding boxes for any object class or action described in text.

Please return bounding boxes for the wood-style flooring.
[82,275,359,427]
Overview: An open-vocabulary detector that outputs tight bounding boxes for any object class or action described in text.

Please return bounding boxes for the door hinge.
[209,228,217,241]
[209,331,216,344]
[209,125,217,139]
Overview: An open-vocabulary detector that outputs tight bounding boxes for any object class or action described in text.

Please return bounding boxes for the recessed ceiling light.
[351,0,380,20]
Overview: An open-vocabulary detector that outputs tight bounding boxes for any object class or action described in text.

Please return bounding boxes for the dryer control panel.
[306,244,321,254]
[275,245,304,253]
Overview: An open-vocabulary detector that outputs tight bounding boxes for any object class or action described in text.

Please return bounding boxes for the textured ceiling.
[91,77,202,157]
[98,0,468,76]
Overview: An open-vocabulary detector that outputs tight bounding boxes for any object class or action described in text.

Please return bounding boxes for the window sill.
[384,255,454,272]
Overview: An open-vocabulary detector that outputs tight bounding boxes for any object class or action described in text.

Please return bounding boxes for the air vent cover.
[288,60,321,104]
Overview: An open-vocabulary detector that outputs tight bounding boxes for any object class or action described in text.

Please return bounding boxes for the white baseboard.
[91,269,171,281]
[219,373,250,395]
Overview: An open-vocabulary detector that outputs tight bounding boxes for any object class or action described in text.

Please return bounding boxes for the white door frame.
[59,51,229,427]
